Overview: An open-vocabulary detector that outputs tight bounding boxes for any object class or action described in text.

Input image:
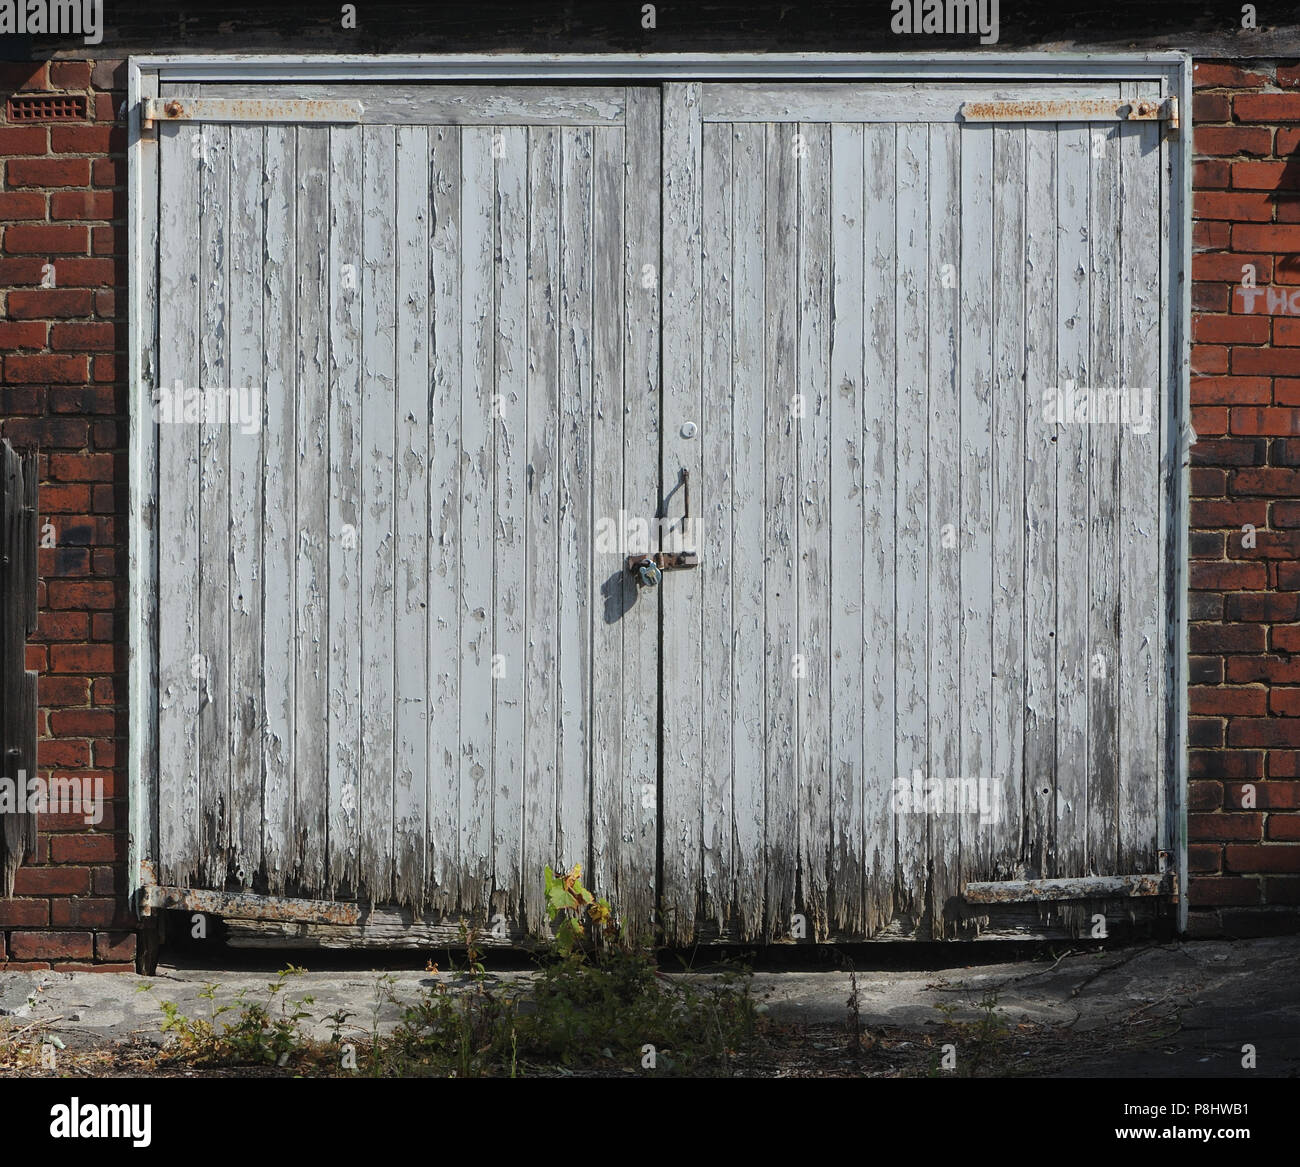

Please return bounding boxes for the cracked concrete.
[2,936,1296,1076]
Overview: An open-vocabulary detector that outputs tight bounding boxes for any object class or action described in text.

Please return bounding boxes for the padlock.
[635,556,662,588]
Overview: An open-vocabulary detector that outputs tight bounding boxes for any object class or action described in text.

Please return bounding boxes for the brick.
[1234,224,1300,254]
[48,708,117,737]
[49,453,113,482]
[1191,751,1265,780]
[1190,499,1267,526]
[1189,623,1266,654]
[1189,652,1223,682]
[1191,344,1228,374]
[1193,221,1231,251]
[91,60,126,90]
[10,865,91,895]
[49,190,118,221]
[1194,437,1268,466]
[48,60,92,88]
[50,125,125,154]
[3,354,88,384]
[49,257,119,287]
[1228,719,1300,748]
[1280,128,1300,154]
[1189,780,1223,811]
[49,833,124,863]
[50,643,114,674]
[1233,93,1300,121]
[1267,817,1300,840]
[1194,125,1273,155]
[1193,281,1228,311]
[7,932,94,961]
[1228,658,1300,684]
[1191,467,1227,495]
[1273,500,1300,526]
[1264,877,1300,904]
[0,191,47,219]
[1275,625,1300,653]
[1193,314,1271,345]
[0,899,50,927]
[1193,252,1272,281]
[0,322,48,350]
[50,898,133,929]
[1194,159,1231,189]
[6,289,94,319]
[1194,63,1269,88]
[0,61,47,89]
[5,157,91,188]
[1277,381,1300,407]
[1226,593,1300,623]
[1188,812,1264,841]
[1189,686,1268,716]
[0,125,48,152]
[1281,64,1300,88]
[92,157,122,187]
[1232,161,1300,190]
[1189,876,1262,906]
[36,611,89,641]
[41,675,91,705]
[37,739,91,767]
[1190,562,1267,590]
[1274,440,1300,466]
[50,321,115,351]
[1233,467,1300,494]
[1188,843,1222,874]
[1193,92,1232,121]
[3,223,89,255]
[1225,844,1300,873]
[1191,407,1227,436]
[1189,717,1225,747]
[1234,284,1300,314]
[1274,320,1300,347]
[1189,594,1223,623]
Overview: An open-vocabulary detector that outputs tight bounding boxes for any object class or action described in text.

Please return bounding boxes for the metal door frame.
[128,53,1191,935]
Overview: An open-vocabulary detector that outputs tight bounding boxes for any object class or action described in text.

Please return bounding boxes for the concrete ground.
[1,935,1297,1076]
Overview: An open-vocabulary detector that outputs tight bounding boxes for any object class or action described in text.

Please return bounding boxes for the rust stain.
[963,873,1174,904]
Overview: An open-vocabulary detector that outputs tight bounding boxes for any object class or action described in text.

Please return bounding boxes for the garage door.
[136,71,1183,943]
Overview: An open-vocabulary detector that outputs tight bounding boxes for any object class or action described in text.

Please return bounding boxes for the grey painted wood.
[295,125,331,893]
[660,83,703,945]
[228,123,266,886]
[326,123,363,898]
[358,123,396,902]
[393,124,430,907]
[156,117,202,886]
[196,121,230,886]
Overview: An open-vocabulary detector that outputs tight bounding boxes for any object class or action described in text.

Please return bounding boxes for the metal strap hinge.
[141,96,364,130]
[960,95,1178,133]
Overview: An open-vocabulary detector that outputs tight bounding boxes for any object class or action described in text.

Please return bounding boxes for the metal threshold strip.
[141,884,362,925]
[960,95,1178,131]
[963,874,1177,904]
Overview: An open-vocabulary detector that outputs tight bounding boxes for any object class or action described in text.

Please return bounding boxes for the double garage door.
[134,66,1185,943]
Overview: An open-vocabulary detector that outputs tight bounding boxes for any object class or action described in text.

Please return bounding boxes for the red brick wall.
[0,58,131,970]
[1188,60,1300,936]
[0,56,1297,965]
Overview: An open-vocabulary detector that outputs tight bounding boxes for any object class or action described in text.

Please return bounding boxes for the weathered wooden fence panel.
[1,440,39,897]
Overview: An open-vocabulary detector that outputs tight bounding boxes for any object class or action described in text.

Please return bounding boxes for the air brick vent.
[6,94,87,122]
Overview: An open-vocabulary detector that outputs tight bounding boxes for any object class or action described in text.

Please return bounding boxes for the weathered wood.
[0,441,39,897]
[660,82,704,945]
[963,873,1174,903]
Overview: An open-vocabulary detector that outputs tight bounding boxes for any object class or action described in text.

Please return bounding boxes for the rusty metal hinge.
[960,96,1178,133]
[141,96,364,131]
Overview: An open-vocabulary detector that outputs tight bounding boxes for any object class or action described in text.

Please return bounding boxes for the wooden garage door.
[659,81,1176,941]
[149,85,662,938]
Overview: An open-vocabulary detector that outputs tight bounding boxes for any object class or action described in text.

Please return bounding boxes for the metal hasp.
[141,96,364,129]
[960,96,1178,134]
[626,468,700,583]
[962,873,1177,904]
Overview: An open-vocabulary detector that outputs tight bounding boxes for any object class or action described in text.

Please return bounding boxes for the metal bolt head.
[680,421,698,439]
[164,100,183,117]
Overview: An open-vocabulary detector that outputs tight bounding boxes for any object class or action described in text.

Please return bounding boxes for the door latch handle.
[627,469,700,587]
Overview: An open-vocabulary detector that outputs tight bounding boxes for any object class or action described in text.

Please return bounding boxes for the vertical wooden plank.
[427,126,461,915]
[196,121,229,886]
[1088,119,1122,875]
[459,125,496,918]
[493,124,528,924]
[1023,126,1058,880]
[619,88,661,943]
[523,125,560,934]
[699,119,733,934]
[155,120,201,884]
[326,122,362,898]
[393,124,429,907]
[589,120,626,924]
[893,122,928,921]
[661,82,703,944]
[730,121,766,941]
[261,126,297,894]
[228,123,265,886]
[860,122,896,936]
[990,124,1027,881]
[556,126,594,877]
[295,125,330,893]
[764,119,799,941]
[926,121,961,936]
[959,122,996,890]
[796,120,831,939]
[359,124,396,903]
[1055,123,1091,880]
[1118,112,1162,873]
